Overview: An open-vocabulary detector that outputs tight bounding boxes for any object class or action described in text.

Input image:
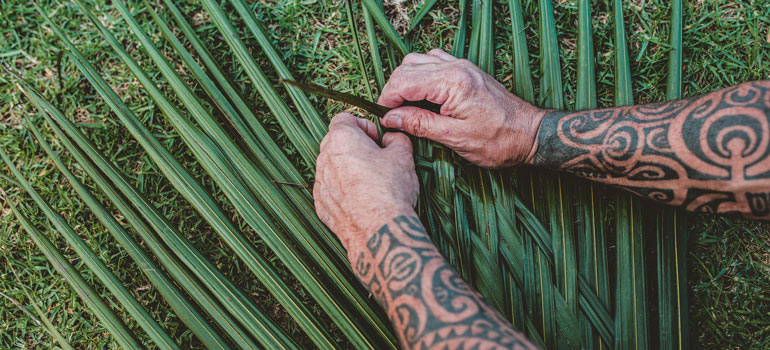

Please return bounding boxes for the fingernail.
[384,113,402,128]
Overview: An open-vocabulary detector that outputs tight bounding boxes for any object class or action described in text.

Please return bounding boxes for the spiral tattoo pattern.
[352,216,535,350]
[532,81,770,220]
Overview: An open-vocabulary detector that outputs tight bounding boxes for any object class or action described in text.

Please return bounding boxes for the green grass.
[0,0,768,348]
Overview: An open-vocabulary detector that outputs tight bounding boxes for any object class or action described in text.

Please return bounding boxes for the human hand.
[379,49,547,168]
[313,113,419,255]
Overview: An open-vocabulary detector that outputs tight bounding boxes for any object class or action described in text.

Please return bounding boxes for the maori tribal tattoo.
[531,81,770,220]
[350,215,536,350]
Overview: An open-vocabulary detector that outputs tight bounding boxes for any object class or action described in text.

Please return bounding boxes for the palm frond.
[657,2,690,348]
[0,144,178,350]
[5,193,142,350]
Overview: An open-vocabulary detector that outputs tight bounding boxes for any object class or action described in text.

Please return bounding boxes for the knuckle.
[406,114,428,137]
[402,52,421,64]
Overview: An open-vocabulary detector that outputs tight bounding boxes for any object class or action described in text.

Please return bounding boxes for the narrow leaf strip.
[15,74,268,350]
[407,0,439,34]
[0,144,177,350]
[508,0,535,103]
[361,0,409,55]
[24,117,228,350]
[6,200,141,350]
[72,1,395,347]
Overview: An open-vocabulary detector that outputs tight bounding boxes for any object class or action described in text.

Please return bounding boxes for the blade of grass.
[6,200,142,350]
[0,146,178,350]
[0,288,73,350]
[407,0,439,34]
[23,116,230,350]
[4,262,74,350]
[360,0,409,55]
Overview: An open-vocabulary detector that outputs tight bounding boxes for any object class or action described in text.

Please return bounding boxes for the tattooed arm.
[378,49,770,220]
[314,114,536,349]
[528,81,770,219]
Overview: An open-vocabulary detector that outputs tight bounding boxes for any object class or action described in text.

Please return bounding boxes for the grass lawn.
[1,0,769,348]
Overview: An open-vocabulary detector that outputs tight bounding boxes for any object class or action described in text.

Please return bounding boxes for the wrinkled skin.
[313,113,419,254]
[379,48,546,168]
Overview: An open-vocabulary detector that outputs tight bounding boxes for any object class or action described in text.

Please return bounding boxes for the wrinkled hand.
[379,49,546,168]
[314,113,419,254]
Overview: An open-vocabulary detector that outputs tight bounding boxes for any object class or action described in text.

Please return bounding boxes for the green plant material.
[613,0,634,107]
[538,0,563,109]
[0,145,178,350]
[0,276,74,350]
[361,0,409,55]
[36,6,304,347]
[195,0,319,166]
[467,0,481,62]
[282,79,442,118]
[408,0,439,34]
[452,0,468,58]
[615,198,649,349]
[4,199,141,350]
[23,116,230,350]
[345,1,374,100]
[507,0,534,104]
[612,1,648,348]
[18,79,259,349]
[575,2,610,349]
[658,1,689,349]
[576,0,597,110]
[227,0,327,143]
[656,206,689,350]
[69,1,396,347]
[363,5,386,90]
[283,79,390,116]
[147,0,297,185]
[666,0,683,101]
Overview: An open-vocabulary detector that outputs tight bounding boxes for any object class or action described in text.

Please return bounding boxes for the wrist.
[500,93,548,167]
[522,107,551,165]
[346,206,418,263]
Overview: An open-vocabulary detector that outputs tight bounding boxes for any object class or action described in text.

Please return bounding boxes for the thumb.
[381,132,413,155]
[381,106,458,145]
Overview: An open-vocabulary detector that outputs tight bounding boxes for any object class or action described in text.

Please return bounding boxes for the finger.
[427,48,456,61]
[326,113,378,148]
[354,117,381,142]
[381,106,460,146]
[381,132,413,155]
[402,52,444,65]
[328,112,358,130]
[378,65,450,108]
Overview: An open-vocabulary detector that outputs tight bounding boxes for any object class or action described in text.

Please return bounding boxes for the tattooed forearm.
[350,215,536,350]
[530,81,770,219]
